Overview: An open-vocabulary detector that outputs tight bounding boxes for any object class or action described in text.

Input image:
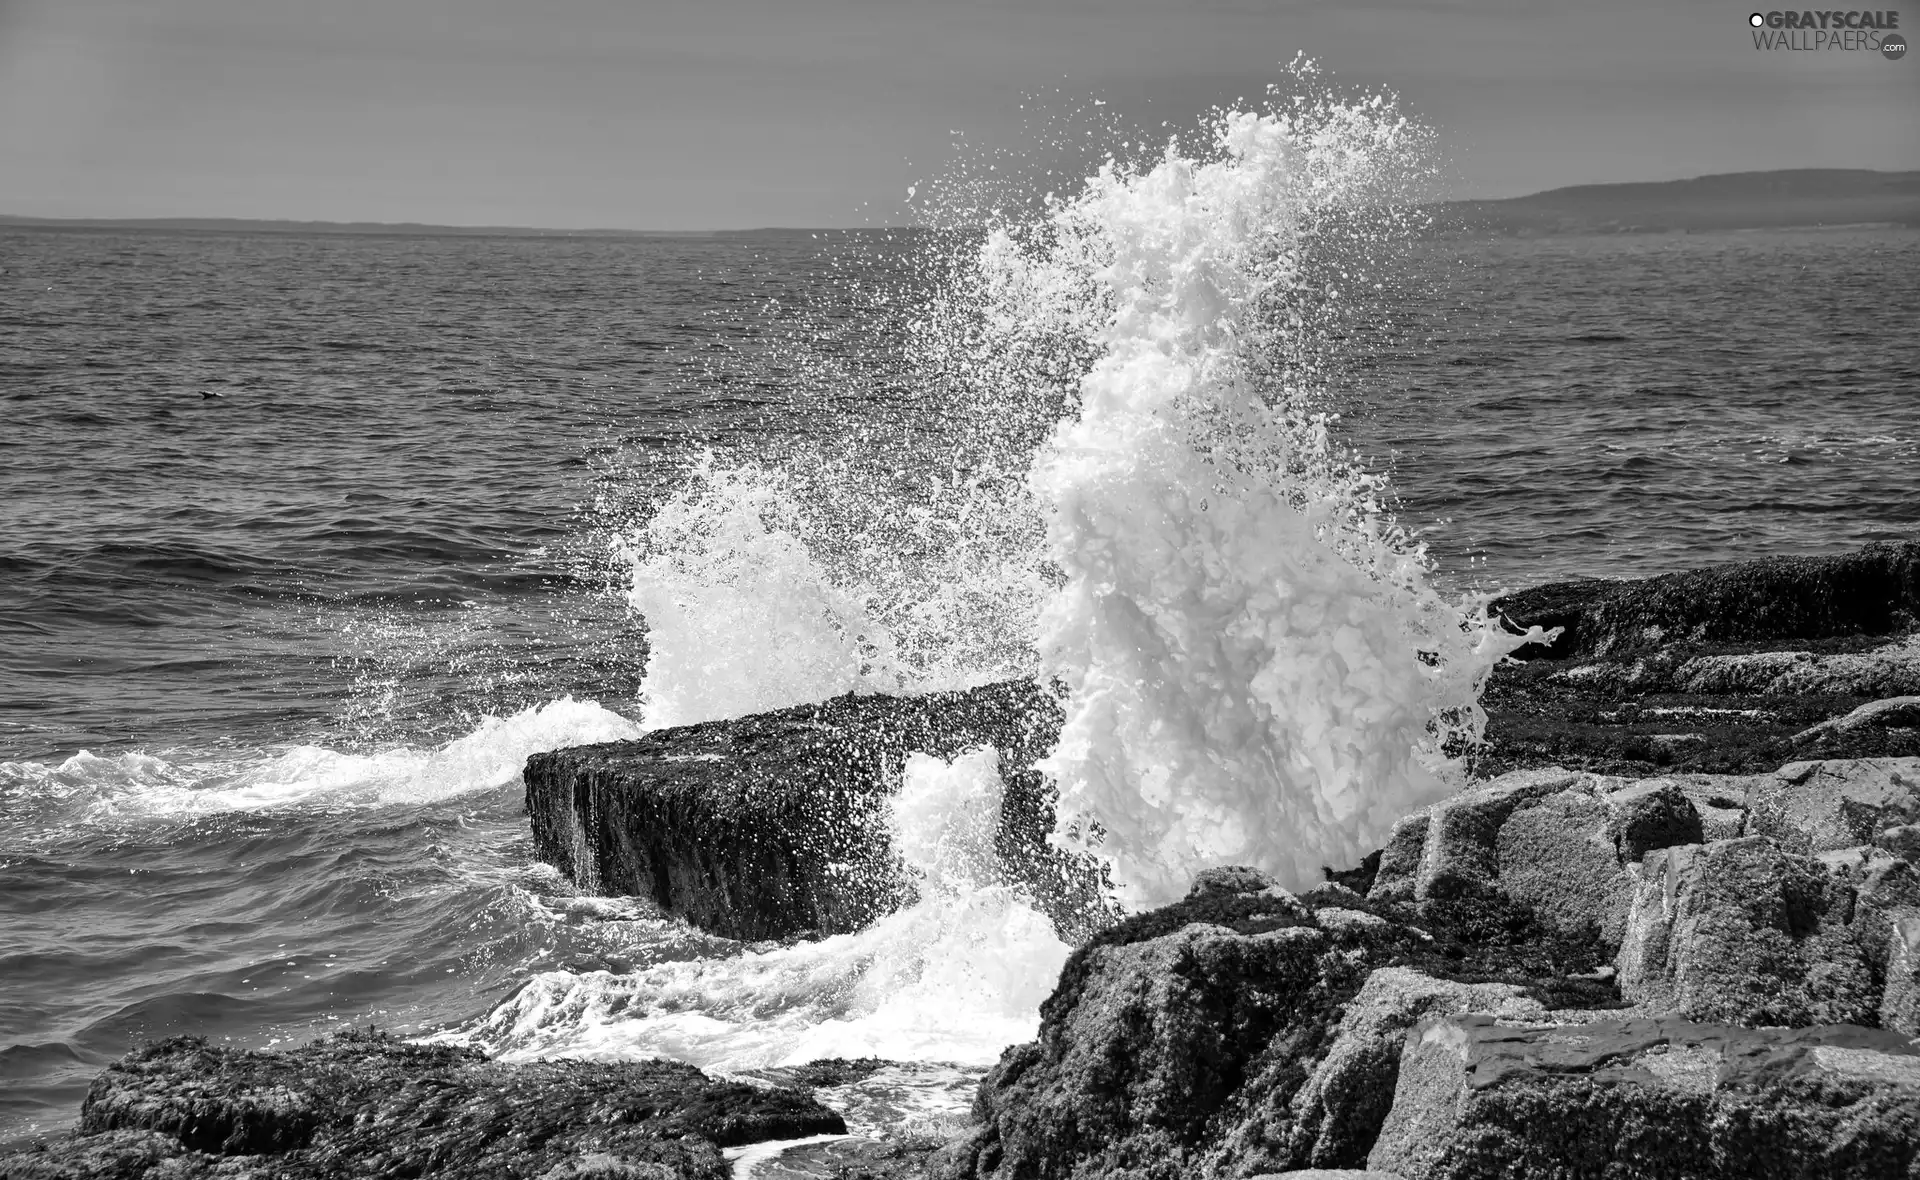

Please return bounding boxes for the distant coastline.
[1433,168,1920,236]
[4,169,1918,239]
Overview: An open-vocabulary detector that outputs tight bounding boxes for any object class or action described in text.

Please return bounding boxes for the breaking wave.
[0,698,641,823]
[620,66,1540,907]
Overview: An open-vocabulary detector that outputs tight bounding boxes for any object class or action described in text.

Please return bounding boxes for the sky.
[0,0,1914,229]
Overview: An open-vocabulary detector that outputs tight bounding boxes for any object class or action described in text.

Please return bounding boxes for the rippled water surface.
[1,223,1916,1143]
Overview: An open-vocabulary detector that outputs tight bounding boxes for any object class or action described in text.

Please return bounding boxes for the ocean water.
[3,188,1918,1145]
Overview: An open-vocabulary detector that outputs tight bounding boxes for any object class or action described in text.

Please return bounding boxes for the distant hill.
[1435,169,1920,235]
[6,171,1918,238]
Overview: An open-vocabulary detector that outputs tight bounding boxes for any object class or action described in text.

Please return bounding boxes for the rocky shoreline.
[7,544,1920,1180]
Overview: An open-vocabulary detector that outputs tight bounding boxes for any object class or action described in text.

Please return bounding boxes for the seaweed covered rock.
[1368,1015,1920,1179]
[0,1031,843,1180]
[1476,547,1920,780]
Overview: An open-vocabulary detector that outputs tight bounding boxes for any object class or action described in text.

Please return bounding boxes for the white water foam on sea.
[441,748,1070,1069]
[0,697,641,819]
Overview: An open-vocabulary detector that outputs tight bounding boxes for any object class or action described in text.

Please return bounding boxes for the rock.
[745,1136,947,1180]
[1368,813,1430,903]
[1368,1014,1920,1180]
[1284,968,1546,1171]
[1603,779,1704,861]
[1414,770,1580,901]
[1489,541,1920,661]
[1883,823,1920,860]
[1745,757,1920,853]
[1615,836,1876,1026]
[1674,640,1920,697]
[1672,649,1819,694]
[1472,546,1920,779]
[1769,637,1920,697]
[1848,856,1920,1036]
[1886,917,1920,1036]
[1794,695,1920,744]
[1493,786,1630,945]
[1247,1172,1406,1179]
[0,1031,842,1180]
[952,912,1336,1180]
[0,1130,186,1180]
[1367,773,1711,950]
[1188,865,1282,898]
[1691,796,1747,842]
[523,679,1109,942]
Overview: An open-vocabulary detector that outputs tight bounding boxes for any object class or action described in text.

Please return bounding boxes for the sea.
[4,120,1919,1154]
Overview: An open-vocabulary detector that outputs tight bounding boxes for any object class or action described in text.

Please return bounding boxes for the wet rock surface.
[0,1032,843,1180]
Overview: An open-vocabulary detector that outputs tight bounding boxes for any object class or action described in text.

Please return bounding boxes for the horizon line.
[4,166,1915,238]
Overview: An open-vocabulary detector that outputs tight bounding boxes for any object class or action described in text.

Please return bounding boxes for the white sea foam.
[441,747,1071,1068]
[0,698,641,819]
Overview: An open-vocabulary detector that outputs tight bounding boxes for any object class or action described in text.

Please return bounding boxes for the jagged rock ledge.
[938,757,1920,1179]
[0,1032,844,1179]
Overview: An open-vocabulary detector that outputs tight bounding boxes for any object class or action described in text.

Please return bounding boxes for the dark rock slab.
[0,1031,842,1180]
[524,679,1108,942]
[1369,1014,1920,1179]
[1491,541,1920,662]
[1473,543,1920,779]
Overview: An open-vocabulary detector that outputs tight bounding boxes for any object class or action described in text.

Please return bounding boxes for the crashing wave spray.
[1005,82,1540,906]
[445,748,1069,1066]
[618,66,1541,905]
[621,451,1049,729]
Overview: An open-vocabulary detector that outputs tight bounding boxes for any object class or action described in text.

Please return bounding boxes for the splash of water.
[1014,94,1539,906]
[621,457,888,729]
[621,448,1049,729]
[445,748,1069,1067]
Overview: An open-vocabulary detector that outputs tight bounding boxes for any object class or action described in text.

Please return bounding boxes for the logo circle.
[1886,32,1909,59]
[1749,12,1765,26]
